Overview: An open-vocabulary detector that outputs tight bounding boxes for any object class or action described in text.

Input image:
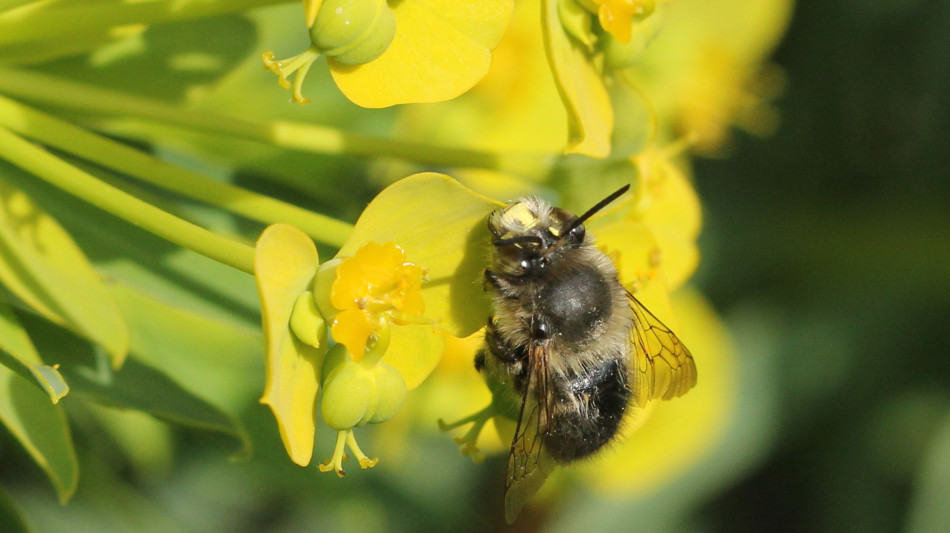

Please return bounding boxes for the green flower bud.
[366,362,406,424]
[558,0,596,51]
[310,0,397,66]
[321,345,375,429]
[313,258,342,320]
[290,290,326,348]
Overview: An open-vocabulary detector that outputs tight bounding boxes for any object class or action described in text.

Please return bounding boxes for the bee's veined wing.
[627,291,698,403]
[504,343,557,524]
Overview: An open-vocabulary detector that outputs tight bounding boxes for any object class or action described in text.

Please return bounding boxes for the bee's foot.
[438,404,494,463]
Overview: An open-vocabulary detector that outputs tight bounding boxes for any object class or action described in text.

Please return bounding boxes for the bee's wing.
[504,343,557,524]
[627,291,698,403]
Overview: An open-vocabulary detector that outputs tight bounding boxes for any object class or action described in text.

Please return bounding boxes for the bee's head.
[487,185,630,278]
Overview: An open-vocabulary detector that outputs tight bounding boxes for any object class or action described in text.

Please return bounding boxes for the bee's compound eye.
[520,259,531,271]
[568,224,585,243]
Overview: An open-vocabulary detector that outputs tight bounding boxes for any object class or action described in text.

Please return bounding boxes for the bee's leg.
[484,269,519,299]
[484,269,503,291]
[474,348,486,372]
[485,318,525,365]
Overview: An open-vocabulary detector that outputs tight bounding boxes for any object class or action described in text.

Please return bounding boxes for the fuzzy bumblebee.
[477,185,698,522]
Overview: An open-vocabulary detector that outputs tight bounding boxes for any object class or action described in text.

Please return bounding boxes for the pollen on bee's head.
[501,202,537,229]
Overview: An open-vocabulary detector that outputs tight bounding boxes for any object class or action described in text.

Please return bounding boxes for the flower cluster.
[255,174,498,471]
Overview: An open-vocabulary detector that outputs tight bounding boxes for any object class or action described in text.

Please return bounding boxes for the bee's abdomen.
[543,357,630,462]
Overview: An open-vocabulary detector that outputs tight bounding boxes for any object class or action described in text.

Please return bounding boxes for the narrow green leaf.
[0,175,128,367]
[70,355,251,459]
[906,408,950,533]
[0,300,68,402]
[110,282,262,411]
[0,162,260,329]
[0,367,79,503]
[22,315,250,458]
[0,486,31,533]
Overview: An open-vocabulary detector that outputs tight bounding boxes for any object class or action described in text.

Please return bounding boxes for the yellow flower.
[262,0,514,107]
[254,173,499,470]
[628,142,702,290]
[326,242,426,361]
[628,0,793,153]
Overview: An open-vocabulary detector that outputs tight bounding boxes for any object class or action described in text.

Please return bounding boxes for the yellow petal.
[255,224,324,466]
[542,0,614,157]
[331,241,405,309]
[331,308,374,361]
[337,173,501,338]
[632,150,702,289]
[598,2,634,43]
[630,0,793,152]
[382,323,444,389]
[594,219,678,326]
[634,151,701,242]
[330,0,515,107]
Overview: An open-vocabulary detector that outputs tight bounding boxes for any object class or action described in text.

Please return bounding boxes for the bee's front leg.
[484,269,519,299]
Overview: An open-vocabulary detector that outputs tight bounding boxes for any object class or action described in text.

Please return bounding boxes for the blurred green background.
[694,0,950,532]
[1,0,949,532]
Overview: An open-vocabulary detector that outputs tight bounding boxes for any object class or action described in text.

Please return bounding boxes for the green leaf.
[906,408,950,533]
[255,223,325,466]
[109,282,262,411]
[0,486,31,533]
[22,314,250,458]
[0,300,68,402]
[338,173,500,339]
[0,175,128,367]
[0,366,79,503]
[0,160,259,330]
[27,14,258,102]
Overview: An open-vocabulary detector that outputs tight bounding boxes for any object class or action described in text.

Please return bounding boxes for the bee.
[475,185,698,523]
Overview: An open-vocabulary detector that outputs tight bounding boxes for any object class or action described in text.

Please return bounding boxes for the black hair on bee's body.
[479,186,635,463]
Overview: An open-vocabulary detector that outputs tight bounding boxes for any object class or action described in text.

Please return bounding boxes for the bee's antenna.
[494,235,544,247]
[565,184,631,234]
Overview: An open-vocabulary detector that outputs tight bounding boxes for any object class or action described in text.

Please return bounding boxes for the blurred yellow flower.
[580,287,736,496]
[628,0,793,153]
[628,142,702,289]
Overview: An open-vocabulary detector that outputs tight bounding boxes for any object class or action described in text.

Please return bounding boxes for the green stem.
[0,0,290,47]
[0,125,256,274]
[0,66,554,178]
[0,94,353,247]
